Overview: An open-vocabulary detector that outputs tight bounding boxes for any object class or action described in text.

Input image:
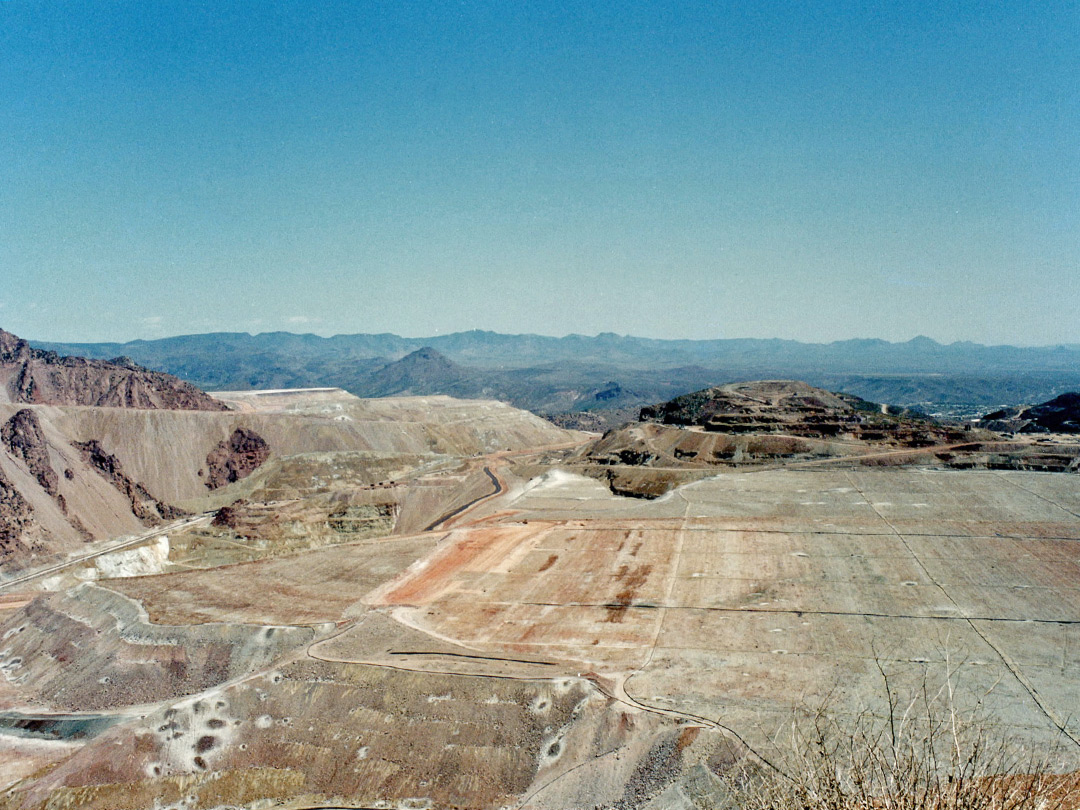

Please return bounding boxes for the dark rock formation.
[74,440,186,523]
[2,409,58,495]
[211,499,249,530]
[0,328,227,410]
[605,469,670,500]
[0,465,39,560]
[978,393,1080,434]
[1017,392,1080,433]
[205,428,271,490]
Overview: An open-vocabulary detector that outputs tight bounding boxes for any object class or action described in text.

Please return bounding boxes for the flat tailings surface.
[372,468,1080,760]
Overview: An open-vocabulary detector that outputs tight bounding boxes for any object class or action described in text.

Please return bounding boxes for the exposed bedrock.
[0,465,40,560]
[0,328,227,410]
[204,427,271,490]
[74,439,186,522]
[2,409,58,496]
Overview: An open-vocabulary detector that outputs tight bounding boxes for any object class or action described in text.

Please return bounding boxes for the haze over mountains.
[33,331,1080,420]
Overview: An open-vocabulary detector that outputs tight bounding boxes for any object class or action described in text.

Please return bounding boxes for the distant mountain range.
[30,330,1080,419]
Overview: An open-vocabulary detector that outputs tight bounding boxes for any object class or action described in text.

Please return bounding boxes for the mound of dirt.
[642,379,964,441]
[581,380,975,474]
[639,379,918,437]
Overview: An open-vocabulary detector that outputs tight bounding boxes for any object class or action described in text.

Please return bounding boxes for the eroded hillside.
[0,329,226,411]
[0,389,578,572]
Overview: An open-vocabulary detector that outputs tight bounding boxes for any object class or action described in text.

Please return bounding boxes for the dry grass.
[724,659,1080,810]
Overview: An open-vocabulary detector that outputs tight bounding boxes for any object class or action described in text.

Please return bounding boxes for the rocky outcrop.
[0,328,227,410]
[979,393,1080,434]
[0,465,40,560]
[74,440,186,523]
[2,409,58,496]
[211,499,249,531]
[204,428,270,489]
[1018,393,1078,434]
[640,381,864,429]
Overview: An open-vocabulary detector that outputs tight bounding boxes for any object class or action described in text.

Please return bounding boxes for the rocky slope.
[73,440,185,523]
[980,392,1080,434]
[2,409,59,497]
[0,329,226,410]
[0,392,579,571]
[0,465,40,560]
[0,330,230,570]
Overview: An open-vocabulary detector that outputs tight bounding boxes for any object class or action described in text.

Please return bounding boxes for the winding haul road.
[422,466,503,531]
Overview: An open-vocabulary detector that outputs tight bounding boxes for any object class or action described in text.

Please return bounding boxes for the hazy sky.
[2,1,1078,345]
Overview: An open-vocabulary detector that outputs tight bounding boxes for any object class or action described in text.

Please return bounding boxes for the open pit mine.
[1,337,1079,809]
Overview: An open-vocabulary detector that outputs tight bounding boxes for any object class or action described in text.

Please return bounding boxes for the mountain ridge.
[27,330,1080,418]
[1,329,227,410]
[33,329,1080,370]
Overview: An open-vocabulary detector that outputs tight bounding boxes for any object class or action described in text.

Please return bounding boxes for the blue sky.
[2,1,1077,344]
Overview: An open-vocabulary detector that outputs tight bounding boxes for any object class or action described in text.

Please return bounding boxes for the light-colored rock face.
[40,394,576,502]
[92,535,170,579]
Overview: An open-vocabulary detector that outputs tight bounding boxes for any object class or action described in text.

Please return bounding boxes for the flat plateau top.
[364,467,1080,755]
